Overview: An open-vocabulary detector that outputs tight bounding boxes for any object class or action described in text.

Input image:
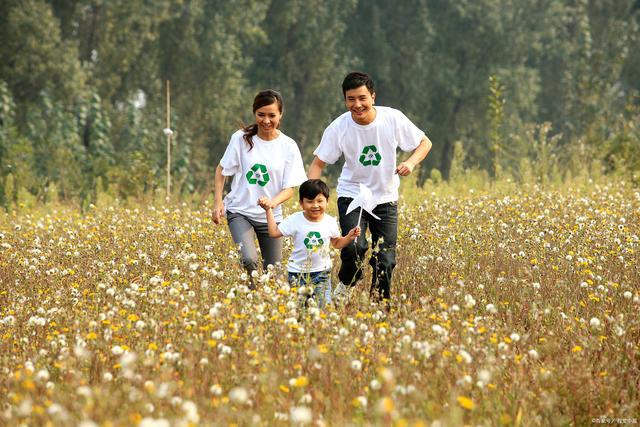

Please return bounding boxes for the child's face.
[300,193,328,221]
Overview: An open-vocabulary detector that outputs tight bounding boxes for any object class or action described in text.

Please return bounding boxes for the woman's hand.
[212,201,225,224]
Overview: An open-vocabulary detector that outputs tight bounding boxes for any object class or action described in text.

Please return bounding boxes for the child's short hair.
[299,179,330,201]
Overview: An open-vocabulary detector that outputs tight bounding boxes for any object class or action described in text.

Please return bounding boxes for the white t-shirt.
[313,106,425,204]
[220,129,306,222]
[278,212,341,273]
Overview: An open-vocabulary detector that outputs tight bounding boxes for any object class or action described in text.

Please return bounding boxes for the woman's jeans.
[226,211,282,282]
[337,197,398,301]
[288,270,332,308]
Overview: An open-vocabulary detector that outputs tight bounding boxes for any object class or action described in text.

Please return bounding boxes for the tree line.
[1,0,639,207]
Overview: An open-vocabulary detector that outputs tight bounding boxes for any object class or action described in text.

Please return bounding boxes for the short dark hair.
[299,179,330,202]
[342,72,375,98]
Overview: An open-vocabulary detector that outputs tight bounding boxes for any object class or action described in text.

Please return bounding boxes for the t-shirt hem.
[335,193,398,204]
[226,209,282,223]
[287,265,333,274]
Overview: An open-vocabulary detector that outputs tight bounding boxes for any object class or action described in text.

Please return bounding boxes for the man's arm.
[308,156,327,179]
[395,136,433,176]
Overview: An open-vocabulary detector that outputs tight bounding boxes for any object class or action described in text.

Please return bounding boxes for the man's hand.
[395,161,415,176]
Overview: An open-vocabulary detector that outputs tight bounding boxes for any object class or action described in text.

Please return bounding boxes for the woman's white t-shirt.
[313,106,425,204]
[219,129,306,222]
[278,212,341,273]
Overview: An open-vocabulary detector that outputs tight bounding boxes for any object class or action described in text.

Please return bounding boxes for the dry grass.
[0,182,638,426]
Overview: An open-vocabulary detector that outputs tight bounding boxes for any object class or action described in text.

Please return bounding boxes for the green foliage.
[0,0,638,205]
[488,75,505,179]
[252,0,357,158]
[2,173,15,209]
[429,168,442,184]
[449,140,466,183]
[601,102,640,184]
[0,0,86,109]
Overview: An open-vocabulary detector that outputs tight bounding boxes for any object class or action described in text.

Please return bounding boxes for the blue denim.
[337,197,398,301]
[288,270,332,308]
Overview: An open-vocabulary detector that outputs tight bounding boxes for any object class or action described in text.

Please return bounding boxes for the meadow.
[0,181,638,426]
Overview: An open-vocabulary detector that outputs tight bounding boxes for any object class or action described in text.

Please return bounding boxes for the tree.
[251,0,357,160]
[0,0,86,114]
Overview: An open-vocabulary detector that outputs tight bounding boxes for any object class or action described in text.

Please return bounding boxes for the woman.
[212,90,306,286]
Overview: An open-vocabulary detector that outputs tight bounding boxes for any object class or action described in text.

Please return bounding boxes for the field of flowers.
[1,182,639,426]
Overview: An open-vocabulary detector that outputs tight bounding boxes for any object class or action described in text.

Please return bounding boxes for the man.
[308,71,432,304]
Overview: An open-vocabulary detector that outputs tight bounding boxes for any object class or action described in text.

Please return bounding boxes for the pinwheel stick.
[354,208,364,244]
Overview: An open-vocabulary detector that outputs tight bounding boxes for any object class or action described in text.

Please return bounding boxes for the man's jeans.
[337,197,398,300]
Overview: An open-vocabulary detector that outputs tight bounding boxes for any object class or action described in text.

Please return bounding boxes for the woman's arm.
[259,187,295,210]
[212,165,226,224]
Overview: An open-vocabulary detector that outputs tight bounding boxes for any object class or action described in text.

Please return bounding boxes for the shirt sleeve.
[282,142,308,188]
[329,218,341,238]
[277,215,295,237]
[394,110,426,152]
[313,122,342,165]
[219,131,243,176]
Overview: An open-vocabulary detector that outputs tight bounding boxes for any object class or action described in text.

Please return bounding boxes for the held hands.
[212,201,225,224]
[258,197,276,211]
[395,161,415,176]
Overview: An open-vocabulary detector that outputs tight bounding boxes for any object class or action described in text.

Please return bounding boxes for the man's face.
[345,85,376,125]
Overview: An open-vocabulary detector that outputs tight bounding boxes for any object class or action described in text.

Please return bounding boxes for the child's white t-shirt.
[220,129,307,222]
[278,212,341,273]
[313,106,425,204]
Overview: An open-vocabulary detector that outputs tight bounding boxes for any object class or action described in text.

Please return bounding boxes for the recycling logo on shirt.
[246,163,270,187]
[304,231,324,251]
[359,145,382,166]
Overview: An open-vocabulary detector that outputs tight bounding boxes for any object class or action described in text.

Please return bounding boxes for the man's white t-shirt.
[220,129,306,222]
[313,106,425,204]
[278,212,341,273]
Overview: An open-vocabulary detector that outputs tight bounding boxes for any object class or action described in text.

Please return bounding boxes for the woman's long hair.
[243,89,284,150]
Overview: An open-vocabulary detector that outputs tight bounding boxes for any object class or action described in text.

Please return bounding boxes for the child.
[258,179,360,308]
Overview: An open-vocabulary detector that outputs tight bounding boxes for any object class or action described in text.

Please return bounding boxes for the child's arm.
[258,197,283,238]
[330,226,361,249]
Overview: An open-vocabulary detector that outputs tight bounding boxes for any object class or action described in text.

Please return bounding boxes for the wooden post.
[166,80,171,199]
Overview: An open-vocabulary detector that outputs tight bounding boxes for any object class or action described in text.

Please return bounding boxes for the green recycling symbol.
[246,163,270,186]
[304,231,323,250]
[359,145,381,166]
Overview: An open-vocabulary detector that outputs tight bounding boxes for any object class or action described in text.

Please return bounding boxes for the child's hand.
[347,226,361,240]
[257,197,272,210]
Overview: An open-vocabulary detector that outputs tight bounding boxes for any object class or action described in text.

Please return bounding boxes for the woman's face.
[255,102,282,136]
